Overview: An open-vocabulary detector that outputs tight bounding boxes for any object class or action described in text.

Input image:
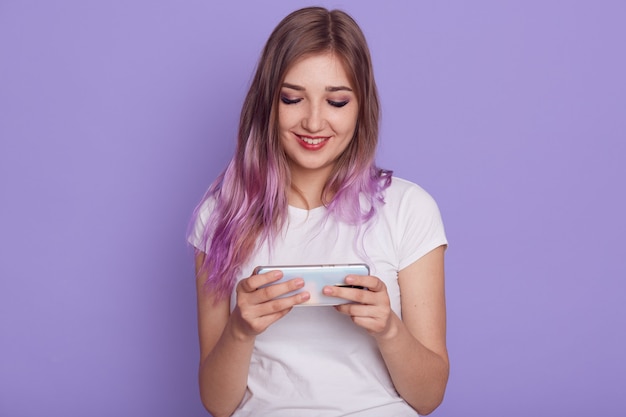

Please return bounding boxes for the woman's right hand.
[230,270,310,339]
[195,258,309,417]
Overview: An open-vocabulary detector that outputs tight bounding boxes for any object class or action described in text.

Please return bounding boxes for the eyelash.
[280,97,301,105]
[280,96,350,108]
[329,100,349,108]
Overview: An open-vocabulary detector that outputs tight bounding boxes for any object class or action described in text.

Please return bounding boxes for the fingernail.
[323,286,332,295]
[300,292,310,301]
[345,276,355,284]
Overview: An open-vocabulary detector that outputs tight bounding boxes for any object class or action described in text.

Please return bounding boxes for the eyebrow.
[282,83,353,92]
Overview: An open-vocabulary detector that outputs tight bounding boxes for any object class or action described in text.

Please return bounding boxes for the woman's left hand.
[323,274,394,337]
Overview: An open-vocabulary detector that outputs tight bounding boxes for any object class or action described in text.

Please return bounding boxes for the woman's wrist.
[226,311,258,344]
[373,312,403,343]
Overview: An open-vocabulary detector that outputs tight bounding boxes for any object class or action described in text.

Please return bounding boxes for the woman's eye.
[328,100,349,108]
[281,96,302,105]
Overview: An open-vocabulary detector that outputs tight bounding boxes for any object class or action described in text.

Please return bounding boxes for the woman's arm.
[376,246,449,414]
[195,253,310,417]
[328,245,448,415]
[195,253,252,417]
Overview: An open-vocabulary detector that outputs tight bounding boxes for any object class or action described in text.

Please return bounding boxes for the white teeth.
[300,136,326,145]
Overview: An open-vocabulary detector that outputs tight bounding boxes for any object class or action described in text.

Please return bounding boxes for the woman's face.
[278,52,358,182]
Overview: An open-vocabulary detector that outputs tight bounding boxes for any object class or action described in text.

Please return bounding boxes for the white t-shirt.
[189,177,448,416]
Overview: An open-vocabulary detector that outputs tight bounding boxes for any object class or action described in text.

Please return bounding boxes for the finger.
[254,290,310,317]
[252,277,305,304]
[324,285,374,305]
[335,302,377,317]
[334,304,390,335]
[345,274,385,292]
[239,270,283,293]
[237,290,310,335]
[238,305,293,335]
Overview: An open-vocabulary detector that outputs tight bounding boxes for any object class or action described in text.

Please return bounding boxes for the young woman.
[189,7,449,417]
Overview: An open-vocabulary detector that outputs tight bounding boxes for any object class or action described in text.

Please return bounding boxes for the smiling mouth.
[297,135,329,145]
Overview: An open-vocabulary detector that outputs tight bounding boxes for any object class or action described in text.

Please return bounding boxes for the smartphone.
[253,263,370,306]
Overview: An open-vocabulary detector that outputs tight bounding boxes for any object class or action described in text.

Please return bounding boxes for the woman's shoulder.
[196,194,217,215]
[188,194,218,250]
[377,176,443,224]
[385,176,437,204]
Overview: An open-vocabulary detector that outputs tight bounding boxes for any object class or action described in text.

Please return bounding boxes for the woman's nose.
[302,104,324,132]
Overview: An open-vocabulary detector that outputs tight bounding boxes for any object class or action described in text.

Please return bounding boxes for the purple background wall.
[1,1,624,416]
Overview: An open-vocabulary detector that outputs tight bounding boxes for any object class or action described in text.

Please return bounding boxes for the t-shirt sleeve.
[395,182,448,271]
[187,197,215,252]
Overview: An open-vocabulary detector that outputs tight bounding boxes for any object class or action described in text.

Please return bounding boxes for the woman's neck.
[288,165,333,210]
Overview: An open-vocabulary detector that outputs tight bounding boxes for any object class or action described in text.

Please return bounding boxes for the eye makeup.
[280,94,350,108]
[328,100,349,108]
[280,96,302,105]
